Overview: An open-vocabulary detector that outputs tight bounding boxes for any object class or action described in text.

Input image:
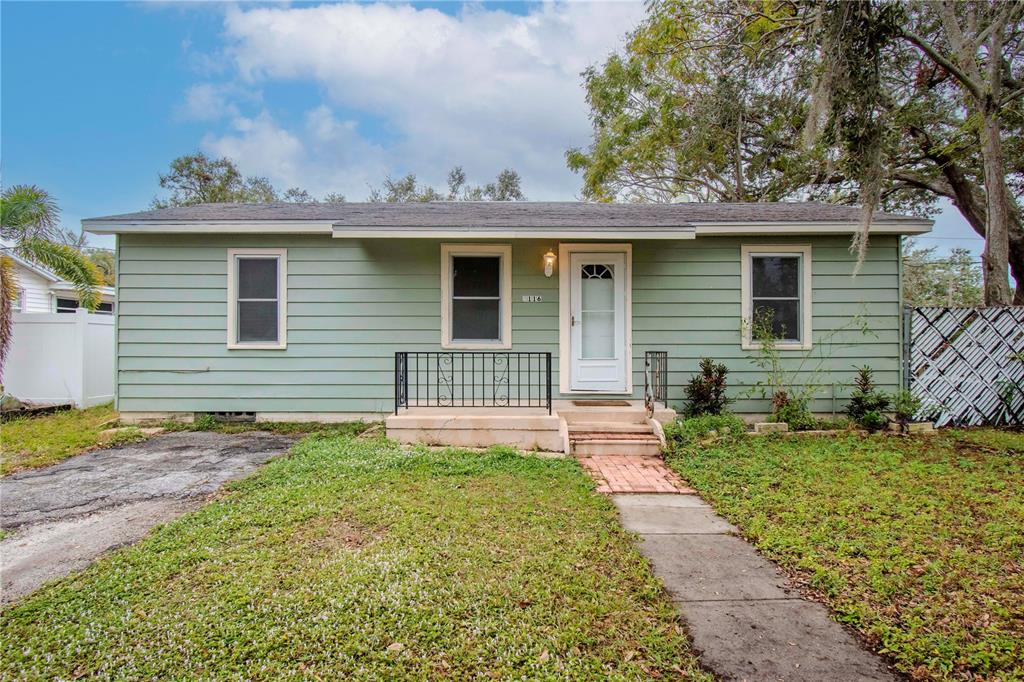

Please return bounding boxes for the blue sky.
[2,1,985,258]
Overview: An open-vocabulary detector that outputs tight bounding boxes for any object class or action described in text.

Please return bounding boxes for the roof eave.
[694,220,933,235]
[330,226,698,239]
[82,220,336,235]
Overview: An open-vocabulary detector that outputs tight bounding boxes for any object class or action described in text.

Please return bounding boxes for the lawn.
[0,403,118,475]
[665,426,1024,681]
[1,432,710,680]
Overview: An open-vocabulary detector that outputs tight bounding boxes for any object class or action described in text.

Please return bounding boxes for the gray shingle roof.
[83,201,927,227]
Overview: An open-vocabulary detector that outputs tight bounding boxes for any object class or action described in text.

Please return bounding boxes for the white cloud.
[194,1,645,200]
[178,83,240,121]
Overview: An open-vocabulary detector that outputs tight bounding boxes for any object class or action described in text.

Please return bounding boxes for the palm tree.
[1,185,102,375]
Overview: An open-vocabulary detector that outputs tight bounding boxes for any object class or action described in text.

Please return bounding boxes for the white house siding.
[11,263,55,313]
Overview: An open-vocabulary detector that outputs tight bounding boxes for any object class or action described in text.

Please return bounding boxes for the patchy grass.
[0,403,118,475]
[160,415,374,436]
[2,434,710,680]
[666,428,1024,681]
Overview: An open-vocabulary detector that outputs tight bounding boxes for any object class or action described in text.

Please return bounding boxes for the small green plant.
[683,357,732,417]
[107,427,147,447]
[846,366,891,432]
[664,414,747,451]
[892,389,922,431]
[771,397,818,431]
[192,413,218,430]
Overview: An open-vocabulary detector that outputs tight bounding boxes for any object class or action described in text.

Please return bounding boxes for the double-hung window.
[441,244,512,349]
[227,248,287,349]
[741,244,812,350]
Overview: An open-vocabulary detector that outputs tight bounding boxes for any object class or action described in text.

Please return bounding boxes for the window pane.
[238,257,278,299]
[453,256,500,297]
[96,302,114,314]
[581,265,614,310]
[238,300,279,343]
[582,311,615,358]
[452,299,500,340]
[752,256,799,298]
[753,299,800,341]
[56,297,78,313]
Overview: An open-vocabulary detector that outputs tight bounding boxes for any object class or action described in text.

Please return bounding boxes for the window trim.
[227,247,288,350]
[441,243,512,349]
[741,244,812,351]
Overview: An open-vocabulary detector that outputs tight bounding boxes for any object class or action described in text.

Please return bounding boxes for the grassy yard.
[665,426,1024,681]
[2,433,710,680]
[0,403,118,475]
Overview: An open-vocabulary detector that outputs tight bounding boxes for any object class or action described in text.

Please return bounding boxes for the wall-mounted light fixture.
[543,249,556,278]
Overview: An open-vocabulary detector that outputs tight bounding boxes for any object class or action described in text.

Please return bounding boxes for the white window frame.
[227,248,287,350]
[441,243,512,349]
[741,244,812,351]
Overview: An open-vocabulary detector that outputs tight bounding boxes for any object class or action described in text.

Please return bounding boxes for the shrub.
[664,413,747,451]
[771,396,818,431]
[683,357,731,417]
[846,366,891,431]
[892,389,922,429]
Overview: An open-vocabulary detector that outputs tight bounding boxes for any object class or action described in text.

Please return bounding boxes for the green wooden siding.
[115,233,901,415]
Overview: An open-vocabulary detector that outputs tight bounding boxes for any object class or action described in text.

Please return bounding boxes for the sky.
[1,0,986,258]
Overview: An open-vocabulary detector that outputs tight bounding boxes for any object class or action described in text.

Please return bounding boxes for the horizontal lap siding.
[116,234,900,415]
[631,236,901,414]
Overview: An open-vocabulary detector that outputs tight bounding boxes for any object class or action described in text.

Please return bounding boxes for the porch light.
[543,250,556,277]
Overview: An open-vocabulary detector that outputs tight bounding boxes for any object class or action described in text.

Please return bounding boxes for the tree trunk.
[979,112,1013,305]
[939,160,1024,303]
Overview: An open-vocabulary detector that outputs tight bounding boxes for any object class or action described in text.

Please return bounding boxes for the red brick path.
[578,455,695,494]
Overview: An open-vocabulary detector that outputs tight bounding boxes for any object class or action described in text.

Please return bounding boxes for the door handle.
[571,315,576,326]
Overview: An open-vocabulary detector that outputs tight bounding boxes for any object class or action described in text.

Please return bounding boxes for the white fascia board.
[5,251,62,282]
[694,220,933,235]
[82,221,335,235]
[331,227,697,239]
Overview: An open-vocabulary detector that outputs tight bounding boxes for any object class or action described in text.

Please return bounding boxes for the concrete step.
[559,408,650,425]
[572,439,663,457]
[571,431,659,442]
[568,422,654,434]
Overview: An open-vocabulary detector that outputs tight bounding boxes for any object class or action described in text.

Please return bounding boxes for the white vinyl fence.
[905,306,1024,426]
[4,310,115,408]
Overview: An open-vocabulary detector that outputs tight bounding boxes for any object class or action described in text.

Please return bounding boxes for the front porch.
[385,399,677,456]
[386,348,673,454]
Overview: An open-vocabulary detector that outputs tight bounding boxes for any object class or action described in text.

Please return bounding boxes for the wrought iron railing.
[644,350,668,414]
[395,351,552,414]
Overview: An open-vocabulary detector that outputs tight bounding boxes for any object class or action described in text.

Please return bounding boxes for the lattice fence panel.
[908,306,1024,426]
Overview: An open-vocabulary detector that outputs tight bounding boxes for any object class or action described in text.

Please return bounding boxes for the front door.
[569,251,627,392]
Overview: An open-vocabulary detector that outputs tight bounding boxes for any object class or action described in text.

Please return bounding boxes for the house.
[4,248,116,408]
[83,202,931,452]
[6,248,115,314]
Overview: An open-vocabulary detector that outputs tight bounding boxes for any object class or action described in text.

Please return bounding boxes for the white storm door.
[569,252,627,392]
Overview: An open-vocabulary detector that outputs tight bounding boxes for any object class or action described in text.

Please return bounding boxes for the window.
[741,244,812,350]
[56,297,78,313]
[15,288,25,313]
[441,244,511,348]
[95,302,114,315]
[227,248,287,349]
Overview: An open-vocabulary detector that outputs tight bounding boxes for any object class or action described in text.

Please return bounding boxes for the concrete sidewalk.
[613,493,897,681]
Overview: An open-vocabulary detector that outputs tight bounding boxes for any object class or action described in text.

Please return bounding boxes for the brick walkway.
[578,455,695,494]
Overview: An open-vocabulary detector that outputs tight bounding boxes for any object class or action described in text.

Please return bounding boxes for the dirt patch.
[294,515,382,551]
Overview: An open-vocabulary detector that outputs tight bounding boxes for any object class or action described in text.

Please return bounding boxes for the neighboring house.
[6,250,115,314]
[83,202,931,452]
[4,249,116,408]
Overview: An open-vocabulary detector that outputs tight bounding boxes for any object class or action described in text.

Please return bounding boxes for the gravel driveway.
[1,431,295,604]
